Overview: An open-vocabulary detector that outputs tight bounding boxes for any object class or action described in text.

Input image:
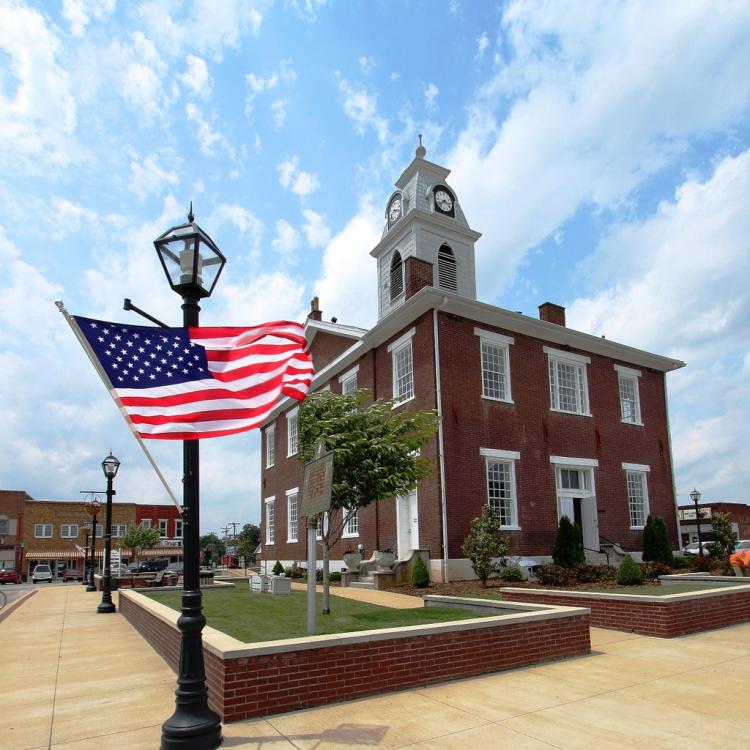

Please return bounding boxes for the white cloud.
[128,150,181,200]
[290,0,329,22]
[245,59,296,118]
[62,0,115,37]
[0,3,79,169]
[447,0,750,303]
[313,197,382,328]
[270,98,287,128]
[424,82,439,111]
[210,204,264,260]
[185,102,235,159]
[179,54,212,98]
[359,56,375,75]
[476,32,489,59]
[302,209,331,248]
[338,79,389,145]
[277,156,320,198]
[271,219,300,259]
[218,270,307,325]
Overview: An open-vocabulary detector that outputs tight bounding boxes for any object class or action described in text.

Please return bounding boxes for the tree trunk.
[322,540,330,615]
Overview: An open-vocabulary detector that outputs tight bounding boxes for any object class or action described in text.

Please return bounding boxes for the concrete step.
[348,581,375,589]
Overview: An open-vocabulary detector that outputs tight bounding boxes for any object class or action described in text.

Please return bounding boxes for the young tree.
[462,504,510,585]
[199,532,226,566]
[552,516,585,568]
[643,515,674,564]
[236,523,261,569]
[710,512,736,561]
[119,524,160,587]
[642,515,657,561]
[298,389,439,614]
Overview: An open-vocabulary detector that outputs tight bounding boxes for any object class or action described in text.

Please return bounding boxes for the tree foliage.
[642,515,673,564]
[709,512,736,560]
[617,554,644,585]
[552,516,585,568]
[119,524,160,586]
[236,523,260,565]
[199,533,226,564]
[461,504,510,585]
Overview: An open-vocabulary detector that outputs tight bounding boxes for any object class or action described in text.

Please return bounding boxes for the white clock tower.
[370,138,481,320]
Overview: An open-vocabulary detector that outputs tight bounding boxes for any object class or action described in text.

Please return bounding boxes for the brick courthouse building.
[260,145,685,581]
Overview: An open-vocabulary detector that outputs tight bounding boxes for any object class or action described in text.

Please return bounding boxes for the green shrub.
[640,561,671,581]
[499,564,523,582]
[710,512,736,560]
[576,564,617,583]
[271,560,284,576]
[462,505,510,585]
[534,564,577,587]
[694,554,713,572]
[616,555,644,585]
[329,571,342,582]
[411,556,430,588]
[552,516,585,568]
[670,555,693,569]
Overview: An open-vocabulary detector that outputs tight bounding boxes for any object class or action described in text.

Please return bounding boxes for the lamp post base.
[86,583,96,592]
[97,601,116,614]
[160,708,222,750]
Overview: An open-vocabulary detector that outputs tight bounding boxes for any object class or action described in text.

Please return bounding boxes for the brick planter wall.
[119,590,590,722]
[501,584,750,637]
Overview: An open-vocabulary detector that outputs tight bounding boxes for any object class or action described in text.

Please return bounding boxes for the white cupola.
[370,136,481,320]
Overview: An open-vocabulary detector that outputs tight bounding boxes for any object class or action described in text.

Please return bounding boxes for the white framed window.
[624,463,650,529]
[388,328,415,405]
[158,519,168,538]
[343,508,359,537]
[544,347,591,416]
[287,488,299,543]
[0,517,9,535]
[265,497,275,544]
[615,365,643,425]
[141,518,151,529]
[475,328,514,402]
[266,423,276,467]
[481,448,521,529]
[287,407,298,456]
[339,365,359,395]
[174,520,183,539]
[316,514,325,540]
[60,524,79,538]
[35,524,53,538]
[112,524,127,538]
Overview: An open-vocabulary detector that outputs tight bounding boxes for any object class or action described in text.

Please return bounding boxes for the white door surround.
[396,490,419,559]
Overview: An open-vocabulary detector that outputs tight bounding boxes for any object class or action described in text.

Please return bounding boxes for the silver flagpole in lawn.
[55,300,181,510]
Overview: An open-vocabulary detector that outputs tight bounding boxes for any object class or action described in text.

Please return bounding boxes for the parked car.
[32,564,54,583]
[683,541,715,555]
[735,540,750,551]
[62,569,84,582]
[165,562,183,574]
[0,568,21,584]
[126,558,170,573]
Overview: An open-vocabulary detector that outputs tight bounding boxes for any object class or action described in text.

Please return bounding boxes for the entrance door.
[559,496,599,554]
[396,490,419,559]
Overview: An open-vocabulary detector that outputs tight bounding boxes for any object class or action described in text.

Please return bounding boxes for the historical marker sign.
[300,441,334,518]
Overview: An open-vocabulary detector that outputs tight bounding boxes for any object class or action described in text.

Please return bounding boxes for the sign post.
[299,441,334,635]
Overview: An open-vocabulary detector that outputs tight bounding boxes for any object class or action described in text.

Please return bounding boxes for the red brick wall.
[436,312,678,557]
[502,587,750,637]
[405,257,434,299]
[308,331,358,373]
[119,591,590,722]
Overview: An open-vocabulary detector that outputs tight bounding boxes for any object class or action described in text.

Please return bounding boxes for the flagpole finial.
[416,134,426,159]
[54,299,66,312]
[188,201,194,223]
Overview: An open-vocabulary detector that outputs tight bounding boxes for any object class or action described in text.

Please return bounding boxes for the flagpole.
[55,300,181,511]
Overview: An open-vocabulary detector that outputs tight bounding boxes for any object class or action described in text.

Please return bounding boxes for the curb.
[0,588,38,624]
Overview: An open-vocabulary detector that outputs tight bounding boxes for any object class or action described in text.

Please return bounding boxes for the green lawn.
[147,586,490,643]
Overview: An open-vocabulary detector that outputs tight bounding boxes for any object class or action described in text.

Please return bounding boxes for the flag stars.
[114,334,121,341]
[98,336,104,342]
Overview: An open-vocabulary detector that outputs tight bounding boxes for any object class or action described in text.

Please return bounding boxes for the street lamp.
[97,451,120,614]
[690,488,704,557]
[84,498,101,591]
[155,206,225,750]
[82,528,90,586]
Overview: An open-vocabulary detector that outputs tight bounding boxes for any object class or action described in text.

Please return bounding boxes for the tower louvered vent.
[438,244,457,291]
[390,251,403,301]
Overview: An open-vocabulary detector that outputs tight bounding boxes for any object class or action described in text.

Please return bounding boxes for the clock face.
[388,197,402,225]
[435,190,453,213]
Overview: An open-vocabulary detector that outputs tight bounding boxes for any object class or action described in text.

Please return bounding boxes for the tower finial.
[187,201,194,223]
[416,134,426,159]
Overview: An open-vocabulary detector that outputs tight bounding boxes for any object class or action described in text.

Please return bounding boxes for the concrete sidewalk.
[2,584,748,749]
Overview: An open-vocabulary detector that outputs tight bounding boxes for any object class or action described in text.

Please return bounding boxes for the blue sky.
[1,0,749,534]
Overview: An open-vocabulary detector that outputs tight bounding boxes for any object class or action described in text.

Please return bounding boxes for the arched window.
[437,244,457,291]
[390,251,403,301]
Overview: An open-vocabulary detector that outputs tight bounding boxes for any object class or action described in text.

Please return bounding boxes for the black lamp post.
[98,452,120,614]
[155,206,225,750]
[690,488,704,557]
[82,528,90,586]
[84,499,101,591]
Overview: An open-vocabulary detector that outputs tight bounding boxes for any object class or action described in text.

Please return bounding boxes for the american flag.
[74,316,314,440]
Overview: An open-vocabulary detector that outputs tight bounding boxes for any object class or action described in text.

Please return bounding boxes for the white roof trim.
[474,327,515,346]
[622,463,651,473]
[304,318,366,339]
[338,364,359,383]
[543,346,591,365]
[387,327,416,353]
[614,364,642,378]
[550,456,599,468]
[480,448,521,460]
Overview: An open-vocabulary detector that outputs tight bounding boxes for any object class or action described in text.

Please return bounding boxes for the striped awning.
[25,547,184,560]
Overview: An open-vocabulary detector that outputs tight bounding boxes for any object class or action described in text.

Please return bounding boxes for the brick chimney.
[405,257,434,299]
[307,296,323,321]
[538,302,566,326]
